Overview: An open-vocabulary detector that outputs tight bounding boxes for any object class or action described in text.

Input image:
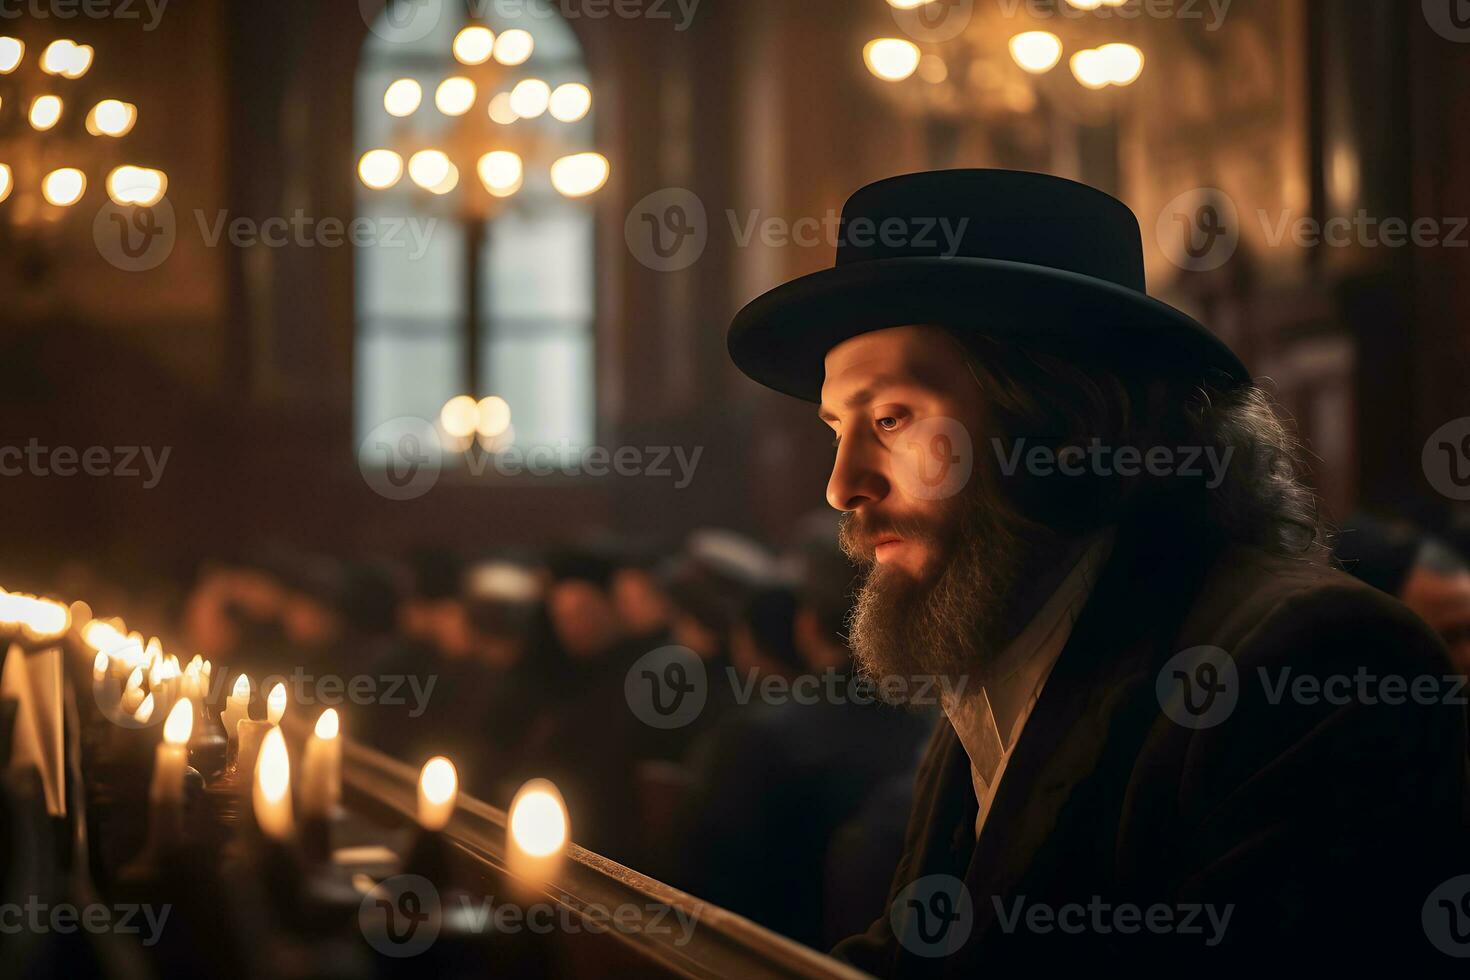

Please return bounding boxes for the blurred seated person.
[395,548,464,659]
[675,561,933,947]
[1337,513,1470,672]
[608,539,675,649]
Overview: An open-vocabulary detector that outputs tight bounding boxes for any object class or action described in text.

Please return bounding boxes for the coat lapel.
[960,517,1222,944]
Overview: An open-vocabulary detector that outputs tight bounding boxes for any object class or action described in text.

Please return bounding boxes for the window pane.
[357,213,465,320]
[356,327,461,438]
[479,331,594,453]
[482,208,593,321]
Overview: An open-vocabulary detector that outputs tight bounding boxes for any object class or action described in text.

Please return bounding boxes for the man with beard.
[726,170,1468,972]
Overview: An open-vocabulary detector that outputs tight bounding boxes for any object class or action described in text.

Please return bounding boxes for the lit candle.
[253,726,293,840]
[300,708,341,819]
[134,692,155,725]
[507,778,568,882]
[234,719,273,782]
[120,665,145,716]
[417,756,458,831]
[266,681,287,725]
[151,698,194,809]
[92,650,120,715]
[223,673,251,742]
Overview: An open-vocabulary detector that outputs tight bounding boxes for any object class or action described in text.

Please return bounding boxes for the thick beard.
[839,485,1033,691]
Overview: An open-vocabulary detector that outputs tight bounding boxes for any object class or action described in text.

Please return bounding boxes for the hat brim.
[727,257,1250,402]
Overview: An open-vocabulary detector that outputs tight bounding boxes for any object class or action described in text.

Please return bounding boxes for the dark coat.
[833,517,1470,974]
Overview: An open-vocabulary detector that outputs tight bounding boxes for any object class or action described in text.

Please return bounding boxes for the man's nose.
[826,433,889,512]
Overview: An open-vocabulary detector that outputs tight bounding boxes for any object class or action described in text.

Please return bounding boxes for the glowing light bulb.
[106,166,167,206]
[439,395,479,438]
[493,29,534,66]
[475,396,512,437]
[0,37,22,74]
[549,152,609,198]
[1010,32,1063,74]
[358,149,403,190]
[435,76,477,116]
[508,78,550,119]
[87,99,137,137]
[453,26,495,65]
[30,95,63,131]
[548,83,591,122]
[42,168,86,206]
[863,38,921,82]
[383,78,422,117]
[476,151,522,198]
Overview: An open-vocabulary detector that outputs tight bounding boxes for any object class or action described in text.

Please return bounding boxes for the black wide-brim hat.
[728,169,1249,402]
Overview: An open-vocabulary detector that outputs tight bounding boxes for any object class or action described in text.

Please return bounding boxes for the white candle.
[300,708,341,819]
[266,681,287,726]
[150,698,194,807]
[92,651,120,715]
[120,666,145,716]
[234,719,272,780]
[507,778,568,882]
[253,726,293,841]
[223,674,251,742]
[417,757,457,831]
[134,692,155,725]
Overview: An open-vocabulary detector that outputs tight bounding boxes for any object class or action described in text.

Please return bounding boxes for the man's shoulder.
[1178,544,1448,674]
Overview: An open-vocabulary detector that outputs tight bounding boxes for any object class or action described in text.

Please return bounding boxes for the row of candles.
[2,583,571,884]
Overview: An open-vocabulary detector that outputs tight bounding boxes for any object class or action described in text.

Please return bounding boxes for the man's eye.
[877,416,900,431]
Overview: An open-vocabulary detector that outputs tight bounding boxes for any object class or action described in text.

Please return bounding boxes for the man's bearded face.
[820,325,1040,685]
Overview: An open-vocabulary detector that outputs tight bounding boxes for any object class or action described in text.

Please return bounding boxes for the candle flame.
[420,756,456,805]
[233,673,251,698]
[84,620,125,652]
[92,650,109,674]
[125,666,144,691]
[164,697,194,744]
[266,682,287,724]
[254,727,293,840]
[145,636,163,665]
[314,708,339,740]
[135,692,155,724]
[509,780,568,858]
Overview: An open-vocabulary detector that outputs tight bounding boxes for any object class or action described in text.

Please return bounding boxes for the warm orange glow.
[476,151,522,198]
[164,698,194,745]
[358,149,403,190]
[29,95,63,131]
[863,38,921,83]
[550,153,609,198]
[488,92,518,125]
[493,29,534,66]
[39,166,84,203]
[1070,49,1111,89]
[439,395,480,438]
[254,727,293,840]
[125,666,144,691]
[435,76,477,116]
[383,78,422,117]
[0,164,11,205]
[476,396,512,437]
[1010,32,1063,74]
[549,83,591,123]
[315,707,339,740]
[1097,43,1144,86]
[233,673,251,698]
[266,682,287,724]
[509,780,568,858]
[408,150,453,192]
[135,692,155,724]
[87,100,137,137]
[107,166,167,207]
[508,79,550,119]
[417,756,458,831]
[92,650,109,675]
[453,26,495,65]
[0,37,22,74]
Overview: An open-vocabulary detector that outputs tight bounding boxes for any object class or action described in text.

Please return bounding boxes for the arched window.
[354,2,604,460]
